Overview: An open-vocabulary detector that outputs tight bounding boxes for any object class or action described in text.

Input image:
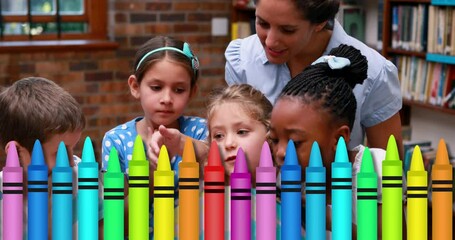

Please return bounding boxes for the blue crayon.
[280,140,302,240]
[78,137,99,239]
[331,137,352,240]
[28,140,49,240]
[305,141,326,239]
[52,142,73,239]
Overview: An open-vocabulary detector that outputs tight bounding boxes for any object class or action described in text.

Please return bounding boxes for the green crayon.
[128,135,149,240]
[382,135,402,240]
[357,147,378,240]
[103,148,124,240]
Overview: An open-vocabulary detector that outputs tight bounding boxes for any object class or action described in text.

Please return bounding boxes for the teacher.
[225,0,403,152]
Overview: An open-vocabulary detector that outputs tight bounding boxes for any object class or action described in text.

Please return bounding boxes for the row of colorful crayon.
[2,137,99,240]
[107,135,455,240]
[1,135,453,240]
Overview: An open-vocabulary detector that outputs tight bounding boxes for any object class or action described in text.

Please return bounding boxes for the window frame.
[0,0,115,52]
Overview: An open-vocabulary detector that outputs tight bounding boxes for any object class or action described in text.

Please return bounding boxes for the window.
[0,0,107,41]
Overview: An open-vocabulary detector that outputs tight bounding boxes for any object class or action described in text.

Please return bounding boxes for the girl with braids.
[269,44,388,239]
[225,0,403,158]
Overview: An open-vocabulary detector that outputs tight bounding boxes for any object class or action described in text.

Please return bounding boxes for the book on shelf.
[377,0,384,50]
[395,55,455,109]
[392,4,428,52]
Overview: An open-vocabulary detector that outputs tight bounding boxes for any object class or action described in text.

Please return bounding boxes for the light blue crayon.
[331,137,352,240]
[280,140,302,240]
[52,141,73,239]
[78,137,99,239]
[28,140,49,240]
[305,141,326,239]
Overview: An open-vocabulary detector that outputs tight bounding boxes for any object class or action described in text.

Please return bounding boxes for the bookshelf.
[382,0,455,127]
[231,0,255,40]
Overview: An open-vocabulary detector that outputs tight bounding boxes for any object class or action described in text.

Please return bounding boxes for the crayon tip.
[157,145,171,171]
[107,148,121,173]
[81,136,95,163]
[360,147,374,173]
[410,145,424,171]
[31,139,45,166]
[132,135,146,161]
[259,141,273,167]
[182,137,196,163]
[5,141,20,167]
[334,137,348,163]
[385,135,400,161]
[284,140,298,166]
[207,141,222,166]
[233,148,248,173]
[435,139,449,165]
[56,141,70,167]
[308,141,323,167]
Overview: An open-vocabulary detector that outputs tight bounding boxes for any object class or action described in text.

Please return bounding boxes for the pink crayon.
[256,142,276,240]
[2,142,23,240]
[231,148,251,240]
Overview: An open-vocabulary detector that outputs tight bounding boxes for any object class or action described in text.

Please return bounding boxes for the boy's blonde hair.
[0,77,86,152]
[206,84,273,138]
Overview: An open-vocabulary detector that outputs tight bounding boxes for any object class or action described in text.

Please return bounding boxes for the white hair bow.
[311,55,351,69]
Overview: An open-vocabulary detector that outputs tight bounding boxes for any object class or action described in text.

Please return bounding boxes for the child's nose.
[224,134,237,150]
[160,90,173,104]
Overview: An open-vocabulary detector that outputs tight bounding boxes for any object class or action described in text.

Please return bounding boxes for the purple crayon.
[231,148,251,240]
[2,142,23,240]
[256,142,276,240]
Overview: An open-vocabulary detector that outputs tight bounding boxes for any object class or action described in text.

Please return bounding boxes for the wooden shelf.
[403,99,455,115]
[386,48,427,58]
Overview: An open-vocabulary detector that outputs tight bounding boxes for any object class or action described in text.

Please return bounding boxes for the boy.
[0,77,103,239]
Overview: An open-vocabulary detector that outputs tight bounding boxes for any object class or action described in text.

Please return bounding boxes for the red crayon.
[204,141,225,240]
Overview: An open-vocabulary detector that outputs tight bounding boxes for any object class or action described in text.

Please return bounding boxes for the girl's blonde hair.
[206,84,273,137]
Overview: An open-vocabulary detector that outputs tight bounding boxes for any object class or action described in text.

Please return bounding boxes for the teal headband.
[135,42,199,73]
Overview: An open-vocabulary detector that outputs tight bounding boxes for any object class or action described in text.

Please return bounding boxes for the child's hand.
[146,127,158,171]
[147,125,184,165]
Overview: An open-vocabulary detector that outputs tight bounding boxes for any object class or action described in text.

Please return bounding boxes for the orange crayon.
[179,137,200,239]
[431,139,453,240]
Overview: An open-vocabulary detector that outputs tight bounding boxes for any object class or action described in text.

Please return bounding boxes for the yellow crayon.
[406,146,427,240]
[154,145,175,240]
[179,137,200,240]
[129,135,149,240]
[432,139,453,240]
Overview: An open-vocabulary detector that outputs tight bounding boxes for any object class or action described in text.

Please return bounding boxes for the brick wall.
[0,0,232,162]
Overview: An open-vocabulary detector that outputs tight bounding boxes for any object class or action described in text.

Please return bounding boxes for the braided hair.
[278,44,368,130]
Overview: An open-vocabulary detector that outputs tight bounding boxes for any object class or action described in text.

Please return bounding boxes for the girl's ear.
[128,75,140,99]
[332,125,351,153]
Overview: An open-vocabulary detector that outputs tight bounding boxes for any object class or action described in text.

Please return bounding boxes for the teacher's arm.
[365,112,404,160]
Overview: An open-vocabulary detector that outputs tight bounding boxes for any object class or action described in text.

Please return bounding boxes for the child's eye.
[268,137,278,145]
[293,140,303,147]
[237,129,249,136]
[174,88,186,94]
[150,85,162,91]
[212,133,224,140]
